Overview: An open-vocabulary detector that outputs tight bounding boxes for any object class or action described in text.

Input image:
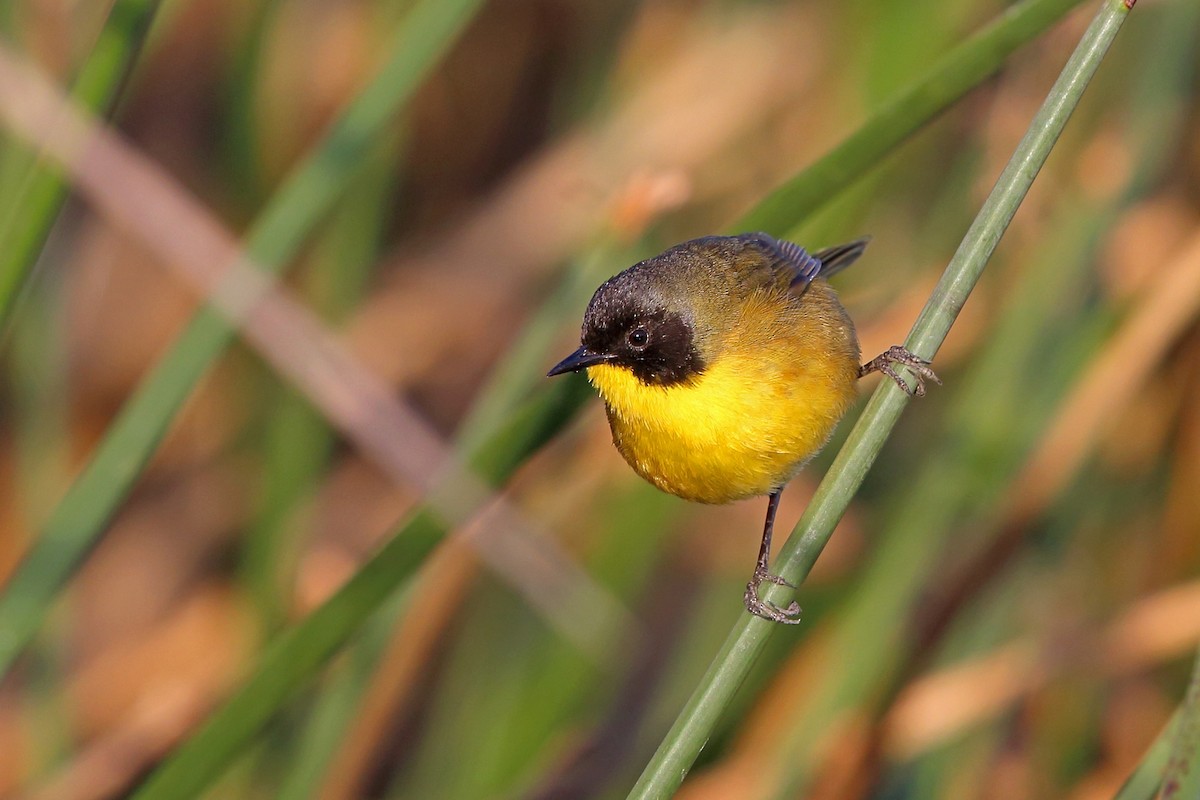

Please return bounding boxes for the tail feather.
[813,236,871,279]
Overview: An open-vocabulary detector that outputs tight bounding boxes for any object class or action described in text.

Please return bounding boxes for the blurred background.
[1,0,1199,798]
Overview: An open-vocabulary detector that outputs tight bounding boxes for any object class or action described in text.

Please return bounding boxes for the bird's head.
[547,255,711,387]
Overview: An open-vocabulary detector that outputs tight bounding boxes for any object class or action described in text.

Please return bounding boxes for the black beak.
[547,346,613,377]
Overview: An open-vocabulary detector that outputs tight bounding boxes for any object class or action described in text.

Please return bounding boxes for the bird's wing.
[734,233,871,294]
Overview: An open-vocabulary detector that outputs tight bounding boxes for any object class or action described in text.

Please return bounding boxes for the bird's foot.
[859,345,941,397]
[744,568,802,625]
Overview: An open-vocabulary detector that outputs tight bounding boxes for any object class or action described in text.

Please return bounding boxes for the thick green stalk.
[0,0,484,678]
[628,2,1133,797]
[0,0,163,332]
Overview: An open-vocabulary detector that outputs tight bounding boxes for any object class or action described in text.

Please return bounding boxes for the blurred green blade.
[240,0,482,269]
[0,0,485,678]
[0,0,163,331]
[629,1,1133,797]
[735,0,1086,234]
[134,511,442,800]
[241,140,401,631]
[129,377,593,800]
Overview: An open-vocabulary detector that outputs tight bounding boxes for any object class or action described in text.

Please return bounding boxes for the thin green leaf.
[734,0,1086,234]
[241,141,400,630]
[0,0,163,332]
[0,0,485,678]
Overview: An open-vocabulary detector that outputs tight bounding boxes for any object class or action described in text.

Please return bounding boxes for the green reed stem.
[628,2,1133,797]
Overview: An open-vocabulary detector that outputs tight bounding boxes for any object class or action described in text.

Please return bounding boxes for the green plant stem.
[628,2,1132,797]
[0,0,163,333]
[773,209,1104,795]
[768,1,1193,785]
[0,0,484,679]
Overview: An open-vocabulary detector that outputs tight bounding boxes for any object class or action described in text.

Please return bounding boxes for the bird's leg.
[859,345,941,397]
[744,490,803,625]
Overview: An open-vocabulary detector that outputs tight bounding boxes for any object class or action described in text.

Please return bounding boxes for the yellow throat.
[586,338,858,504]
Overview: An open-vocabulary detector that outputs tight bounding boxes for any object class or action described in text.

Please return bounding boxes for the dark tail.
[814,236,871,279]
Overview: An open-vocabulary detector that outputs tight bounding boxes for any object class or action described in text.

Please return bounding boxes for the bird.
[547,233,937,623]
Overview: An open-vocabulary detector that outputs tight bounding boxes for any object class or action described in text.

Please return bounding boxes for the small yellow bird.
[548,233,937,623]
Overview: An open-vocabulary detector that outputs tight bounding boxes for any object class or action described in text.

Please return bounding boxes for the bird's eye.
[627,327,650,349]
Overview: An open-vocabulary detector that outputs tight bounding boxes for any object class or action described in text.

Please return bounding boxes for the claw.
[744,573,803,625]
[756,569,796,589]
[860,345,941,397]
[744,491,802,624]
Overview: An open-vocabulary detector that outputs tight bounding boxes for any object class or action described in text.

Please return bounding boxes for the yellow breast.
[586,300,859,503]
